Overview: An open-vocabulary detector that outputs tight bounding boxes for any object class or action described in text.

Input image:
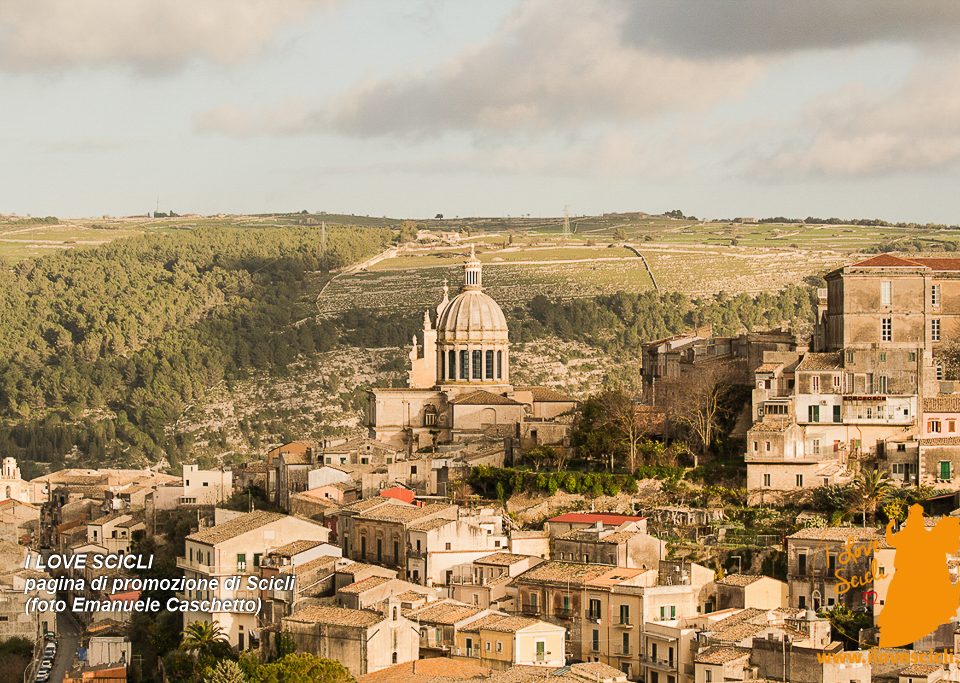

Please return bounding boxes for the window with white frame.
[932,319,942,342]
[932,284,941,306]
[881,281,892,305]
[881,318,892,342]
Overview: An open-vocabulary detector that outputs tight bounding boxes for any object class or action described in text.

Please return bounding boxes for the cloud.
[0,0,333,74]
[197,0,764,138]
[619,1,960,57]
[761,60,960,177]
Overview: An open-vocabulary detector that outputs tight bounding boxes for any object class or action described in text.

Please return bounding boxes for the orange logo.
[877,504,960,647]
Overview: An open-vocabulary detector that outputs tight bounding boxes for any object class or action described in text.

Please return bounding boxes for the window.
[237,553,246,571]
[937,364,945,380]
[763,473,771,487]
[933,284,941,306]
[621,632,630,655]
[828,554,836,573]
[909,351,917,362]
[808,405,820,422]
[833,405,841,423]
[485,641,491,652]
[459,350,469,379]
[950,420,957,433]
[811,375,820,392]
[879,352,886,362]
[753,441,758,452]
[940,461,952,481]
[445,542,452,550]
[497,350,503,379]
[881,318,892,342]
[832,375,841,389]
[253,553,261,568]
[485,350,494,380]
[472,350,482,379]
[658,605,676,619]
[812,439,821,455]
[846,350,854,363]
[933,319,942,342]
[424,409,437,426]
[588,598,601,620]
[592,629,600,652]
[411,465,418,474]
[765,441,771,452]
[448,350,455,380]
[796,474,804,487]
[706,672,713,683]
[619,604,630,625]
[930,420,942,433]
[496,641,502,653]
[798,553,807,575]
[881,280,892,305]
[878,375,888,394]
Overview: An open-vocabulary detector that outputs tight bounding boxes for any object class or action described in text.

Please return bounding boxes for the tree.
[181,620,231,667]
[849,469,894,526]
[597,390,651,474]
[205,660,246,683]
[612,227,627,241]
[249,653,355,683]
[661,362,738,466]
[397,220,419,243]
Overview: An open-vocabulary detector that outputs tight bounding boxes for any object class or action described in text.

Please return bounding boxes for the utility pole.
[562,206,571,237]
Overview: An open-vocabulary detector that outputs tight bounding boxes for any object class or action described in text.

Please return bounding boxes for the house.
[281,602,419,677]
[180,464,233,505]
[549,521,665,569]
[406,599,488,653]
[449,552,544,609]
[710,574,788,611]
[453,613,566,670]
[86,513,144,555]
[407,514,509,586]
[178,510,332,650]
[786,526,883,611]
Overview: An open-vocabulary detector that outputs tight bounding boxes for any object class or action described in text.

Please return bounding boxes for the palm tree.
[181,620,228,660]
[849,469,894,527]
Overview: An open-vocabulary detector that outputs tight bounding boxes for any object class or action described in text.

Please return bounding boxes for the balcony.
[616,618,633,629]
[641,655,677,671]
[520,604,542,616]
[554,607,576,619]
[617,647,632,656]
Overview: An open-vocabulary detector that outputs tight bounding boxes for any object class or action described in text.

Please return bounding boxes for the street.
[46,611,81,683]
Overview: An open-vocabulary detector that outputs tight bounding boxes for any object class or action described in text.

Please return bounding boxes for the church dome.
[437,289,508,343]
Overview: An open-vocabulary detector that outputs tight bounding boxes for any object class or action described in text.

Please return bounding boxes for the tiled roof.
[748,421,792,433]
[408,517,455,532]
[339,576,392,594]
[547,512,645,524]
[755,362,783,373]
[717,574,766,587]
[461,613,540,633]
[850,255,923,268]
[358,503,454,524]
[271,539,325,557]
[356,658,491,683]
[900,663,944,676]
[788,526,880,541]
[919,436,960,446]
[911,258,960,271]
[283,554,340,576]
[513,561,611,586]
[408,600,485,625]
[476,552,532,566]
[514,386,575,403]
[450,390,522,406]
[185,511,286,545]
[695,645,751,664]
[115,517,144,529]
[340,497,404,514]
[923,396,960,413]
[285,605,382,628]
[796,352,843,371]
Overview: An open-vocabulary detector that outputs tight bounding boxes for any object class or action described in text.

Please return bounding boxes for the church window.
[459,350,469,379]
[485,350,494,379]
[472,350,482,379]
[497,350,503,378]
[448,350,456,380]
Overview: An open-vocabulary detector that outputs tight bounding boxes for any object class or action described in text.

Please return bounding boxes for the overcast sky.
[3,0,960,222]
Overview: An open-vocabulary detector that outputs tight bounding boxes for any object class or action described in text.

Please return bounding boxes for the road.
[45,610,81,683]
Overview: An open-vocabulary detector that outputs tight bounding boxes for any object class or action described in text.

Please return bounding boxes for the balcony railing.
[641,655,677,670]
[616,618,633,628]
[520,604,542,616]
[554,607,576,618]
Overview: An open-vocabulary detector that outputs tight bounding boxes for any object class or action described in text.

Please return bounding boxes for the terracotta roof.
[788,526,880,541]
[513,561,611,586]
[271,539,325,557]
[850,255,923,268]
[339,576,392,594]
[408,517,455,532]
[450,390,522,406]
[476,552,533,566]
[340,497,405,514]
[695,645,751,664]
[899,663,944,676]
[185,510,286,545]
[755,362,783,373]
[358,503,454,525]
[919,436,960,446]
[282,554,340,576]
[796,352,843,371]
[547,512,645,525]
[748,421,792,434]
[357,658,491,683]
[409,600,485,625]
[911,258,960,271]
[924,396,960,413]
[717,574,767,587]
[285,605,382,628]
[514,386,575,403]
[476,615,541,633]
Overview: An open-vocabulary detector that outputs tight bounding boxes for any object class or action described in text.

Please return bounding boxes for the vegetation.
[0,225,391,469]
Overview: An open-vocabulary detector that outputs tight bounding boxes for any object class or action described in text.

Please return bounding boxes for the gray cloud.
[619,1,960,57]
[0,0,333,74]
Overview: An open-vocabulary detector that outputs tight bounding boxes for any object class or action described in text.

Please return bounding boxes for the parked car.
[43,642,56,658]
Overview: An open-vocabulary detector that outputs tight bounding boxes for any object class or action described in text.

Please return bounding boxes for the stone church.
[366,246,577,452]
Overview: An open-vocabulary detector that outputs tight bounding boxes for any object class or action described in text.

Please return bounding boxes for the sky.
[3,0,960,222]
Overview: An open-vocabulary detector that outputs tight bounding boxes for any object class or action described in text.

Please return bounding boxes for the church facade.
[366,247,577,452]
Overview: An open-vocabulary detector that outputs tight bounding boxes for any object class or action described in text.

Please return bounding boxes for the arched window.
[485,350,494,379]
[497,350,503,379]
[472,350,482,379]
[459,350,469,379]
[448,350,456,380]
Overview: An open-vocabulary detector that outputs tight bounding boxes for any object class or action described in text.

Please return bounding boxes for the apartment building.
[407,599,489,653]
[453,613,566,670]
[449,552,544,609]
[86,513,144,555]
[710,574,788,611]
[550,521,665,569]
[407,515,508,586]
[786,526,883,611]
[178,510,332,650]
[282,602,419,677]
